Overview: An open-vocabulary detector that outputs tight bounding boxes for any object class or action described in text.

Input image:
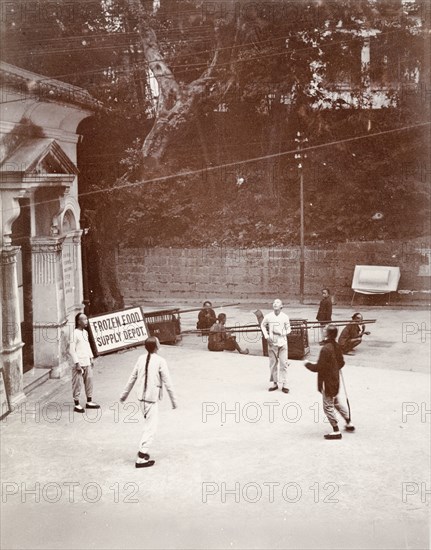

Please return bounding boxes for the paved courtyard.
[1,304,430,549]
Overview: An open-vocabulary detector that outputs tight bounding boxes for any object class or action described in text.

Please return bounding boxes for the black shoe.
[268,385,278,392]
[345,424,355,432]
[74,405,85,413]
[86,402,100,409]
[324,432,342,440]
[281,387,290,394]
[135,460,155,468]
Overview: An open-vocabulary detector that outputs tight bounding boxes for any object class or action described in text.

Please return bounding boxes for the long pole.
[299,169,305,305]
[181,319,376,335]
[176,302,240,314]
[340,370,351,422]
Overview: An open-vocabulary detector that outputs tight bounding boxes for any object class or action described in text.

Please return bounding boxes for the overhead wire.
[2,120,428,214]
[0,25,419,95]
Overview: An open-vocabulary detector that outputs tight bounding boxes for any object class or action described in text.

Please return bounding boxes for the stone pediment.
[0,138,78,179]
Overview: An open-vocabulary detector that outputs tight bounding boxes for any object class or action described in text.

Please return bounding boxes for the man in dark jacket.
[197,301,217,333]
[338,312,370,354]
[305,324,355,440]
[316,288,332,344]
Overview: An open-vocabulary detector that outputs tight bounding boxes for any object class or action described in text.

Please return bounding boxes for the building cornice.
[0,61,103,112]
[0,121,80,145]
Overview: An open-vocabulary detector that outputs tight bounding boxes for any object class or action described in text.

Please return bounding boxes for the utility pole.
[295,131,308,304]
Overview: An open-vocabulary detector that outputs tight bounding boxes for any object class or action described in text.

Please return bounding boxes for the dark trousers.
[341,338,362,353]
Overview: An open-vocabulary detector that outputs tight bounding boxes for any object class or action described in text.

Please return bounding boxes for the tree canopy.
[1,0,429,308]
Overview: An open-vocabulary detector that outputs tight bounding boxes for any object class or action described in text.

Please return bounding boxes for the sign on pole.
[88,306,149,356]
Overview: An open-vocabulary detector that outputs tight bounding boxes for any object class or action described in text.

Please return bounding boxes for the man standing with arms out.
[260,299,291,393]
[304,324,355,440]
[120,337,177,468]
[316,288,332,344]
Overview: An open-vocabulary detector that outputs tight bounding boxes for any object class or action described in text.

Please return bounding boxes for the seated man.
[197,301,217,332]
[338,312,370,354]
[208,313,249,354]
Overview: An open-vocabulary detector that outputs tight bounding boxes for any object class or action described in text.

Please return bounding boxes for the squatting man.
[338,312,371,354]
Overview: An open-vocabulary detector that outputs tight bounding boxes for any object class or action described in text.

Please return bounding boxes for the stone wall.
[117,238,430,304]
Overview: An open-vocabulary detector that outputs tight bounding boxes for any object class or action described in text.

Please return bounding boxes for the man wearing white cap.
[260,299,292,393]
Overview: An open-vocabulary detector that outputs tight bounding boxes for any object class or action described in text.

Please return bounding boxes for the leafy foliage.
[2,1,429,247]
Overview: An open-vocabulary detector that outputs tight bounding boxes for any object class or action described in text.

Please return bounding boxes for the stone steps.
[23,367,52,395]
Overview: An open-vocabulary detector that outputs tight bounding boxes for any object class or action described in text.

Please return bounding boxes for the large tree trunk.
[127,0,234,170]
[84,207,124,315]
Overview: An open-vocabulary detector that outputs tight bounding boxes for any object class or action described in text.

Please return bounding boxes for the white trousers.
[138,401,159,454]
[268,342,288,386]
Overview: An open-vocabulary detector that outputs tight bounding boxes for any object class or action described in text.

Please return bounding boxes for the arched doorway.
[11,198,33,373]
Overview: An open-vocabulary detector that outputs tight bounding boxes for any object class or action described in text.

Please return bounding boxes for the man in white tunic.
[260,299,291,393]
[70,313,100,413]
[120,337,177,468]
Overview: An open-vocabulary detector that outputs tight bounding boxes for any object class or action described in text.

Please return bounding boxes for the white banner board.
[352,265,401,294]
[88,307,149,355]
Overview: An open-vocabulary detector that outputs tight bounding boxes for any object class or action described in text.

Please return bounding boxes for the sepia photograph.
[0,0,430,549]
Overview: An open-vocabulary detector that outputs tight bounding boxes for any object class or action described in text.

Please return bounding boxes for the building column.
[31,236,70,379]
[62,230,84,319]
[72,232,84,314]
[1,246,26,406]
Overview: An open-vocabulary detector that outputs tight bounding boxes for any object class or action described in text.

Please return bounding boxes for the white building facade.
[0,62,99,406]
